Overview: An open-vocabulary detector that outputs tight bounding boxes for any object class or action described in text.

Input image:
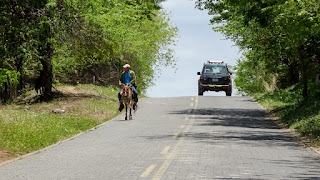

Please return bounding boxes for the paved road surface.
[1,96,320,179]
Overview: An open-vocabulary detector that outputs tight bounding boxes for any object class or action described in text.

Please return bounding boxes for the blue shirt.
[124,72,130,84]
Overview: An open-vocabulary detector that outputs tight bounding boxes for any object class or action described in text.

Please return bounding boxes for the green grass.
[253,83,320,146]
[0,84,120,155]
[0,110,96,154]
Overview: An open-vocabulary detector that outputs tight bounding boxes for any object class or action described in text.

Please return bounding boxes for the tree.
[53,0,178,93]
[0,0,48,102]
[0,0,177,103]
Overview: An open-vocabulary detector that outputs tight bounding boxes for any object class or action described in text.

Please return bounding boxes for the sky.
[146,0,241,97]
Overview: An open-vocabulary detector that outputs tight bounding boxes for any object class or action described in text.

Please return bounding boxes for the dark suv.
[197,61,232,96]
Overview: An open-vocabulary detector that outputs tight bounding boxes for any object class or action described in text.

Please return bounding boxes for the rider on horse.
[118,64,138,112]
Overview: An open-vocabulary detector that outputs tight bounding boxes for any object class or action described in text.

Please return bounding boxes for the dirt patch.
[0,151,17,164]
[4,86,110,115]
[13,86,100,105]
[56,86,98,97]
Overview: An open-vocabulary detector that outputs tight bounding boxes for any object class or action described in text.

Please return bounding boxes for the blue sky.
[146,0,241,97]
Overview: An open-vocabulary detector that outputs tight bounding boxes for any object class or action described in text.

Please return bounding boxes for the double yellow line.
[140,97,198,180]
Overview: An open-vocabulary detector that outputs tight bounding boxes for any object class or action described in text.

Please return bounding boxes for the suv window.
[202,65,228,74]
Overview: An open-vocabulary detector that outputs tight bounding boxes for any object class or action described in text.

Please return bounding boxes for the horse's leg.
[125,105,127,120]
[129,107,132,120]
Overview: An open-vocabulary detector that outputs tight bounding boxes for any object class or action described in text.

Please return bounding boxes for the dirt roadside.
[0,151,17,163]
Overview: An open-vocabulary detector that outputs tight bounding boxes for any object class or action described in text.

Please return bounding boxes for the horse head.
[122,84,132,98]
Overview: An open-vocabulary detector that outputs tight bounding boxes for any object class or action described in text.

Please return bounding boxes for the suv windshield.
[202,65,228,74]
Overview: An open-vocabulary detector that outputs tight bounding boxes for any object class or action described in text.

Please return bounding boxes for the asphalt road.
[1,96,320,179]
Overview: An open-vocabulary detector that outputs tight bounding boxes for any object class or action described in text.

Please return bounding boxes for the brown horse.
[120,84,134,120]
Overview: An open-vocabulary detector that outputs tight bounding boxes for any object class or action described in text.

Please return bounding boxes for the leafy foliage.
[0,0,177,102]
[54,0,177,93]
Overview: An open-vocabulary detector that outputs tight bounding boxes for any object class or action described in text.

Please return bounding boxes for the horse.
[120,84,134,120]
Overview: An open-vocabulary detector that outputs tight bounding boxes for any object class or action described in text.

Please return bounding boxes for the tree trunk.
[288,62,300,86]
[3,82,8,103]
[279,56,299,86]
[298,47,308,98]
[16,57,24,94]
[40,43,54,102]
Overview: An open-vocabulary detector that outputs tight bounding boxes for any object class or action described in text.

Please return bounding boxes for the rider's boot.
[133,101,137,111]
[119,101,124,112]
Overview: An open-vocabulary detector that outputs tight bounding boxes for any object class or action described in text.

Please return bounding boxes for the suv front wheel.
[226,90,232,96]
[198,87,204,96]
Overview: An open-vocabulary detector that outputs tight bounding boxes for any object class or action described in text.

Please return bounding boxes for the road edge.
[248,96,320,156]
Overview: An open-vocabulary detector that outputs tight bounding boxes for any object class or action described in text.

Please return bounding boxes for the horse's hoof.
[125,117,127,120]
[129,116,132,120]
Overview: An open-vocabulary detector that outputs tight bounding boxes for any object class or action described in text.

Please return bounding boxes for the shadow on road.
[138,106,320,179]
[171,108,280,129]
[138,108,298,149]
[139,107,309,151]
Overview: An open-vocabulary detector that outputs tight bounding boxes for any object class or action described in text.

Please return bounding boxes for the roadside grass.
[0,84,120,156]
[253,83,320,146]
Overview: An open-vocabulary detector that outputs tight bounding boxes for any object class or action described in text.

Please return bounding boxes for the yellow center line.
[152,125,191,180]
[195,96,199,106]
[172,133,179,139]
[140,164,158,178]
[160,146,171,155]
[152,98,198,180]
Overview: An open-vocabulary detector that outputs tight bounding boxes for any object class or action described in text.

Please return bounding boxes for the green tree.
[53,0,177,93]
[0,0,46,101]
[0,0,177,103]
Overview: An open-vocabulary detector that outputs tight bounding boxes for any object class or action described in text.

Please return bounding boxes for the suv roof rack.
[207,61,224,64]
[206,61,227,66]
